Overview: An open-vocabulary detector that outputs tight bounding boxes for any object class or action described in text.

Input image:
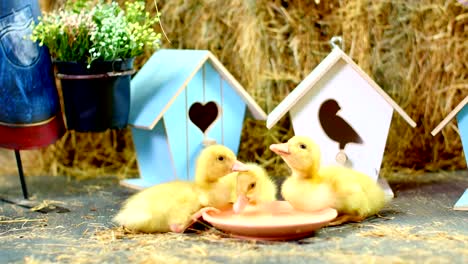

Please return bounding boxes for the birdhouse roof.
[266,47,417,129]
[129,49,267,130]
[431,96,468,136]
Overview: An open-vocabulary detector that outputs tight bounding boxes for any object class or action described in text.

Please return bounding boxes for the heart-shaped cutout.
[188,101,220,134]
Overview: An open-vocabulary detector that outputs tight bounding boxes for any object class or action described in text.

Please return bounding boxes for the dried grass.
[1,215,467,263]
[359,223,468,242]
[2,0,466,179]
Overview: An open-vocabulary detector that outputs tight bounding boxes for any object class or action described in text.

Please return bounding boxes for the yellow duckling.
[113,144,248,233]
[232,163,278,213]
[270,136,386,225]
[195,147,246,210]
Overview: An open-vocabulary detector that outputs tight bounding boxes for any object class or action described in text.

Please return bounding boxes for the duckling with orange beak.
[270,136,386,225]
[270,136,335,212]
[113,145,248,233]
[232,163,277,214]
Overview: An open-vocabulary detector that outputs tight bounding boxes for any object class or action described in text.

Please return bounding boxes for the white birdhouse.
[267,45,417,196]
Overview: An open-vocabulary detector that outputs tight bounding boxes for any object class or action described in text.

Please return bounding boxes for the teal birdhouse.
[122,49,267,189]
[431,96,468,165]
[431,95,468,210]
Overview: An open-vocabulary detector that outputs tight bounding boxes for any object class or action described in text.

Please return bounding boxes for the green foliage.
[31,0,162,66]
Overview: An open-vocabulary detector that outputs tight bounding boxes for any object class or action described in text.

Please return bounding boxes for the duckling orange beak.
[270,143,290,156]
[232,160,249,172]
[233,194,249,214]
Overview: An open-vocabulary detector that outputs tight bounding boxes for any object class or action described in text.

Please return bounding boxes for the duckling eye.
[299,144,307,149]
[249,183,256,189]
[217,156,224,161]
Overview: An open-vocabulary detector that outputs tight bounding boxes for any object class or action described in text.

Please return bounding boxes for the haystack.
[2,0,466,179]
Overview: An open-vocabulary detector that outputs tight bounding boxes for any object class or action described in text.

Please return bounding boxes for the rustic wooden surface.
[0,171,467,263]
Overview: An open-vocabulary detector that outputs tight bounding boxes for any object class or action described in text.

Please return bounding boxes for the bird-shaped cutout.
[318,99,363,165]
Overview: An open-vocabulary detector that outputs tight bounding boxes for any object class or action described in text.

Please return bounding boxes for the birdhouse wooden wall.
[289,59,394,181]
[457,106,468,165]
[162,62,247,181]
[131,122,175,184]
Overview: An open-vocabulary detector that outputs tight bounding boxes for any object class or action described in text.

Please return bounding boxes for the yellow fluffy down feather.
[113,144,248,233]
[232,163,277,213]
[113,181,203,233]
[271,136,386,225]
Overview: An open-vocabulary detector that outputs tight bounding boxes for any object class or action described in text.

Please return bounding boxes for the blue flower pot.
[55,58,135,132]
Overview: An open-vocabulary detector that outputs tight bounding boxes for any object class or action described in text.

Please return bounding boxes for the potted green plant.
[30,0,162,132]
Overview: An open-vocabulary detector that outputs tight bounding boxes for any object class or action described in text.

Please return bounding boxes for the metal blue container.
[0,0,64,149]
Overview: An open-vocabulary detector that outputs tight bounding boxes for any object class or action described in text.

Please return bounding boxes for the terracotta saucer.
[202,201,337,241]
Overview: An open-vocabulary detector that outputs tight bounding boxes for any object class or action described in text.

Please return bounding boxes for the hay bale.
[2,0,465,179]
[368,0,468,172]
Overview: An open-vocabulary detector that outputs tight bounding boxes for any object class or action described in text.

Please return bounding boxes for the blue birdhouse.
[122,49,267,189]
[431,95,468,210]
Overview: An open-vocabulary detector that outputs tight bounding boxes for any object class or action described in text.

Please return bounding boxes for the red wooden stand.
[0,115,65,199]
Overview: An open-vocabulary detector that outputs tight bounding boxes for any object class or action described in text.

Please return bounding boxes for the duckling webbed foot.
[328,214,365,226]
[191,207,221,220]
[169,224,186,233]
